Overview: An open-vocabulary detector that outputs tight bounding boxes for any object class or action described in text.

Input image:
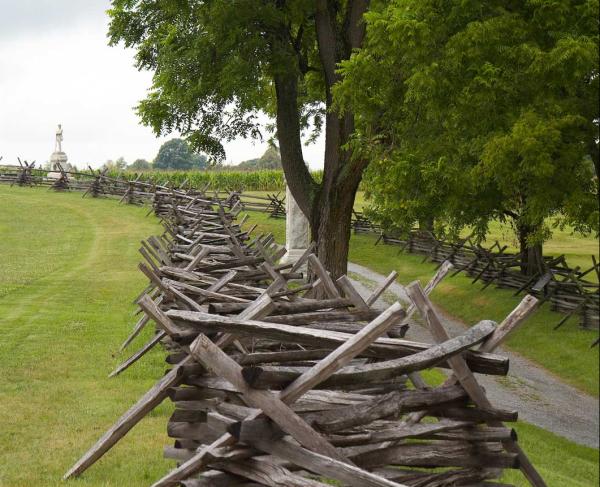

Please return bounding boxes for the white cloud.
[0,0,324,169]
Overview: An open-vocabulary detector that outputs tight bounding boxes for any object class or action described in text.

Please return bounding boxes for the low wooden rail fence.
[0,164,286,218]
[376,231,599,340]
[47,188,548,486]
[2,161,597,343]
[344,211,597,340]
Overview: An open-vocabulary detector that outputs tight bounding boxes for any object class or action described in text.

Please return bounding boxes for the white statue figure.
[48,124,68,177]
[55,124,64,153]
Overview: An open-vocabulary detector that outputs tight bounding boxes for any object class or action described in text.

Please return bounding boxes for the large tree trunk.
[516,223,545,276]
[274,0,370,278]
[313,176,361,278]
[418,216,435,234]
[274,71,319,218]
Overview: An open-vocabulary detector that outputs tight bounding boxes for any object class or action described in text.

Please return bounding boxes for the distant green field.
[467,219,598,274]
[244,190,599,273]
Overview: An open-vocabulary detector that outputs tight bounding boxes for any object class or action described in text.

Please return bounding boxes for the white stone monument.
[48,124,68,179]
[281,184,310,267]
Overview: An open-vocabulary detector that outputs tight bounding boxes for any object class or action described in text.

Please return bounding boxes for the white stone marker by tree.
[281,184,310,266]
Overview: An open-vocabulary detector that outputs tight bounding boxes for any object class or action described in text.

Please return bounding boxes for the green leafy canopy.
[108,0,324,161]
[154,138,208,170]
[335,0,599,244]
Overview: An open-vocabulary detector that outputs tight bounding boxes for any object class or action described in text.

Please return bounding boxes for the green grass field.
[244,190,599,274]
[0,187,172,485]
[0,186,597,486]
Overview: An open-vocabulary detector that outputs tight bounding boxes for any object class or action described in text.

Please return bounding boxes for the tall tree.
[108,0,371,277]
[102,158,128,171]
[154,138,208,170]
[336,0,599,274]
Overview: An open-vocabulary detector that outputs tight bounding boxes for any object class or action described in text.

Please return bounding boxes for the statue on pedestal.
[55,124,64,153]
[48,124,68,178]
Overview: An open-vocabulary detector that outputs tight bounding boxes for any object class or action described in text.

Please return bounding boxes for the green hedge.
[104,169,324,192]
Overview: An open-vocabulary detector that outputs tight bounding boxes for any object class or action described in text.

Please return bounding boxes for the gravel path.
[348,262,600,448]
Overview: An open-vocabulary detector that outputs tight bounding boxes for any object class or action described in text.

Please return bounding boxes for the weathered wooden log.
[109,331,166,377]
[167,310,509,375]
[310,386,467,432]
[231,419,405,487]
[352,442,519,470]
[209,297,353,315]
[240,321,495,389]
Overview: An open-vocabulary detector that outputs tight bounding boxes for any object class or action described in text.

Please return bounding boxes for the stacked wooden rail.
[352,210,382,234]
[219,190,287,218]
[62,194,547,487]
[377,231,599,335]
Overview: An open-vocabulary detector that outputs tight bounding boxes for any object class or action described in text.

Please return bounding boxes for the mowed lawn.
[0,186,172,485]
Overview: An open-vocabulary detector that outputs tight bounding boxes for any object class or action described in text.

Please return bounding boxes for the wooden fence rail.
[376,231,599,336]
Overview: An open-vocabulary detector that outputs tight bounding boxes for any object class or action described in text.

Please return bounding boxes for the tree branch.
[502,209,520,220]
[344,0,369,51]
[315,0,339,93]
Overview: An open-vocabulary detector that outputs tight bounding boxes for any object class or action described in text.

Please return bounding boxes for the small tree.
[154,138,207,170]
[129,158,152,170]
[237,146,282,170]
[115,157,128,170]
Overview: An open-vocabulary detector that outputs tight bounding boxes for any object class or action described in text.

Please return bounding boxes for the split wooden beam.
[405,283,546,487]
[151,302,406,486]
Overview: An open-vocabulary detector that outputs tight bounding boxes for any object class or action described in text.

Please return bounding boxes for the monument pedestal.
[47,125,68,179]
[47,152,67,179]
[280,185,310,274]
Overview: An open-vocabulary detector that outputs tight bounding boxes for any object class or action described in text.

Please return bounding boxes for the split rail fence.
[2,161,597,341]
[347,210,598,337]
[41,184,550,486]
[0,164,287,219]
[376,232,599,338]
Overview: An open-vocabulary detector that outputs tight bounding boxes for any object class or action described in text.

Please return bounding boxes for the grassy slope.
[503,422,599,486]
[0,186,172,485]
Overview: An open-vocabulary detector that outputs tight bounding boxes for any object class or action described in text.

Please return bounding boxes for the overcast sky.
[0,0,324,169]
